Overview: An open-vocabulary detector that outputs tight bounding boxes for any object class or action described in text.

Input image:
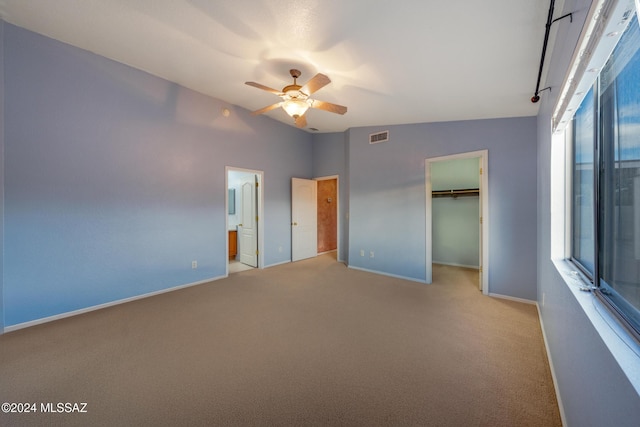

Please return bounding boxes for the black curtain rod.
[531,1,573,103]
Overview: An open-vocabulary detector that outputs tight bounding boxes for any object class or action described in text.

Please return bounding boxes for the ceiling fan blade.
[300,73,331,95]
[295,114,307,128]
[245,81,284,95]
[311,100,348,115]
[252,102,282,115]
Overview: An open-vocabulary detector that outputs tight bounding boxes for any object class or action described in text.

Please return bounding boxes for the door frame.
[425,150,489,294]
[314,175,340,261]
[225,166,264,275]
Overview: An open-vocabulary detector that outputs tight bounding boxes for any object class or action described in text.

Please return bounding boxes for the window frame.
[569,86,597,282]
[566,9,640,342]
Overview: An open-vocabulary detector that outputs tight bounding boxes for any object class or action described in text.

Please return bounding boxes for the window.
[569,11,640,339]
[571,87,595,275]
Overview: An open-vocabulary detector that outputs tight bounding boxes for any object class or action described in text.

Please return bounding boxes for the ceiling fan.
[245,69,347,128]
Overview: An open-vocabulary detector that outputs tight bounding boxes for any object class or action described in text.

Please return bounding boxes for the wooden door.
[317,178,337,253]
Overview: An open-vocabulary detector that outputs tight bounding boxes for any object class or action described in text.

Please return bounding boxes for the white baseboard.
[3,275,226,333]
[537,303,568,427]
[317,250,337,255]
[488,292,536,305]
[264,259,291,268]
[433,261,480,270]
[348,265,427,284]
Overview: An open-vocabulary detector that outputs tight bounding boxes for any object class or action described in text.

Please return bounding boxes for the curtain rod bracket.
[552,12,573,24]
[532,1,573,103]
[531,87,552,103]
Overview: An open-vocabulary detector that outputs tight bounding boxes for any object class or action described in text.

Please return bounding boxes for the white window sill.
[552,259,640,395]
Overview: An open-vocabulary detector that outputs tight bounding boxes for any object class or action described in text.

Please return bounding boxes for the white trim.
[264,259,291,268]
[549,1,640,398]
[425,150,489,295]
[488,293,536,305]
[348,265,427,284]
[537,303,568,427]
[563,126,572,260]
[553,259,640,395]
[317,249,338,256]
[552,0,635,133]
[432,261,480,270]
[3,276,225,333]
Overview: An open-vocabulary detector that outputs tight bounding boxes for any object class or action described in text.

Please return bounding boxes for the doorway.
[425,150,488,294]
[226,167,264,275]
[290,175,341,263]
[315,176,338,256]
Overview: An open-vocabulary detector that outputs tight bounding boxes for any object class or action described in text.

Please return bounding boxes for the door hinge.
[480,216,483,224]
[256,215,259,221]
[479,267,483,273]
[256,250,259,255]
[479,167,483,175]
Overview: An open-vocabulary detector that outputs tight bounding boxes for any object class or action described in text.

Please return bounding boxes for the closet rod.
[432,188,479,198]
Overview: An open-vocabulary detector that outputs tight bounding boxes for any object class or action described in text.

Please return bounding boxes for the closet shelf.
[432,188,479,198]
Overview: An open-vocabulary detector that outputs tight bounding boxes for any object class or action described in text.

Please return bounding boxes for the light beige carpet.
[0,254,561,426]
[229,260,256,274]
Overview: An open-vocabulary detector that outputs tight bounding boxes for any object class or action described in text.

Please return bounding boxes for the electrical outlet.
[278,246,283,253]
[192,260,197,269]
[360,249,365,257]
[370,251,374,258]
[542,292,546,307]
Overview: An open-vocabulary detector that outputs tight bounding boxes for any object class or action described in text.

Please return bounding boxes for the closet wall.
[431,157,480,268]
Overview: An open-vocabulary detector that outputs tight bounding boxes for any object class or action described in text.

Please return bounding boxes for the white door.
[239,175,258,267]
[478,165,483,291]
[292,178,317,262]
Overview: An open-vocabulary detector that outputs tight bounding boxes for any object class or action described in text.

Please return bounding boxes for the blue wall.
[536,0,640,425]
[0,20,5,331]
[2,23,312,327]
[2,21,537,329]
[432,157,480,268]
[312,132,347,262]
[5,5,640,423]
[346,119,538,300]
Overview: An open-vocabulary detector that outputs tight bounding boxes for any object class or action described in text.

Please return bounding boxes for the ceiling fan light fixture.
[246,69,346,127]
[282,98,311,118]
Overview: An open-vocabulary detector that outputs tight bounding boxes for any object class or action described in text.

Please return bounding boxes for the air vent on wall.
[369,130,389,144]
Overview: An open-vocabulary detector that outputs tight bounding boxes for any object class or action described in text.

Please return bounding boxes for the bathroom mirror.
[228,189,235,214]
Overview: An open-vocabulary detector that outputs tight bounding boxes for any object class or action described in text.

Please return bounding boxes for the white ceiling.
[0,0,553,133]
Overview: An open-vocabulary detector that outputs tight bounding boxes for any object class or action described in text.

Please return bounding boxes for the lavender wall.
[0,21,537,329]
[431,157,480,268]
[312,132,348,262]
[0,20,5,331]
[347,119,538,300]
[536,0,640,425]
[5,4,640,422]
[2,23,312,327]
